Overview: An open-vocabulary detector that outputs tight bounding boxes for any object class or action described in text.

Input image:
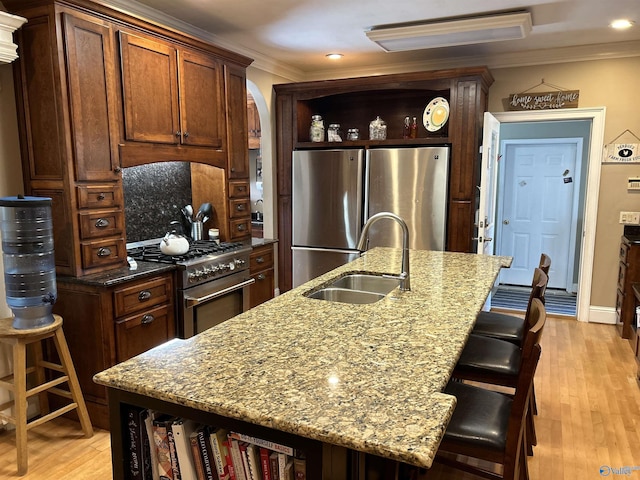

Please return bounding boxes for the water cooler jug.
[0,195,56,329]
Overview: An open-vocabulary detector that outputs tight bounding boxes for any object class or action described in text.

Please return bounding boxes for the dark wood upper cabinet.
[64,13,121,182]
[119,31,180,145]
[179,50,226,148]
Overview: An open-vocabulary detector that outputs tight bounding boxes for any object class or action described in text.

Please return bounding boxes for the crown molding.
[96,0,305,81]
[0,10,26,64]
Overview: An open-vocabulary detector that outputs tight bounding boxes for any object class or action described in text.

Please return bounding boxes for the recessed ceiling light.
[326,53,343,60]
[610,19,634,30]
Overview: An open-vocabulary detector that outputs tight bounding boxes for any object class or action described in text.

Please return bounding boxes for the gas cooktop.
[127,239,248,265]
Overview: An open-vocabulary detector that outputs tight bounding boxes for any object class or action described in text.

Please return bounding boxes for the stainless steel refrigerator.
[292,146,449,287]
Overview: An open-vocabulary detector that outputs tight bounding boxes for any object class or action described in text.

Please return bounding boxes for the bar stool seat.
[0,314,93,475]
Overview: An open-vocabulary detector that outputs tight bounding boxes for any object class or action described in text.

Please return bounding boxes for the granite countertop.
[251,237,278,248]
[94,248,511,468]
[58,260,176,287]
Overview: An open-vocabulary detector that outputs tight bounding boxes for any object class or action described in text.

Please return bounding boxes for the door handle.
[503,219,510,225]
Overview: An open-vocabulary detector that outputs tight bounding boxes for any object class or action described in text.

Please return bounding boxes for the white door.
[497,140,582,290]
[477,112,500,256]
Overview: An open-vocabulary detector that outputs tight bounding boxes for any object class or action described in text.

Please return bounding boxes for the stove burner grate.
[127,240,246,264]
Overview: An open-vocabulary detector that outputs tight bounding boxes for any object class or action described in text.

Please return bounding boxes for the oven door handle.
[184,278,256,308]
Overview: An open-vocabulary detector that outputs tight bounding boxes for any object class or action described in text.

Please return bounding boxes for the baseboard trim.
[588,305,616,324]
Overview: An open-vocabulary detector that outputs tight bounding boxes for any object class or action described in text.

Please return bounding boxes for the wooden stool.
[0,314,93,475]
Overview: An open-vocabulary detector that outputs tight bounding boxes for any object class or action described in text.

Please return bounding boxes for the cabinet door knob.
[114,166,122,173]
[95,218,110,228]
[175,131,182,137]
[138,290,152,301]
[184,131,189,138]
[141,314,155,325]
[97,247,111,257]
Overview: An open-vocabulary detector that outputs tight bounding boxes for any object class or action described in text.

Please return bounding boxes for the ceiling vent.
[366,11,532,52]
[0,11,27,64]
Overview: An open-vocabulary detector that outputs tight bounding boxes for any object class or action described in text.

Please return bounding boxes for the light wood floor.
[1,317,639,479]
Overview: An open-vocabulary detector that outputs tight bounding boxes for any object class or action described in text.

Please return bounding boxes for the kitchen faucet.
[356,212,411,291]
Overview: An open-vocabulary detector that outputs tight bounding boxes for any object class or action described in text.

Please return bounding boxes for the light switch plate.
[620,211,640,224]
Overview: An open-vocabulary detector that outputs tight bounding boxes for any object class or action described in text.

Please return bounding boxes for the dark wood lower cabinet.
[50,272,176,429]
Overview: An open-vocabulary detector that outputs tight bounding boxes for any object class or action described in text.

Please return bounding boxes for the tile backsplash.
[122,162,192,243]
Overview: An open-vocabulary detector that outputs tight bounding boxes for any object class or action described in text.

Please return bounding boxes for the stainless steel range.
[127,240,254,338]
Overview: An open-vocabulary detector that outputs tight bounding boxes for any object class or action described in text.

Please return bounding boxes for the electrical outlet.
[620,211,640,224]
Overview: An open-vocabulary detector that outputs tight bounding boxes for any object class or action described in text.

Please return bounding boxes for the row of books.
[123,405,306,480]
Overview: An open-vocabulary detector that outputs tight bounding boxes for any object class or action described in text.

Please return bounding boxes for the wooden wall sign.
[508,90,580,110]
[603,144,640,163]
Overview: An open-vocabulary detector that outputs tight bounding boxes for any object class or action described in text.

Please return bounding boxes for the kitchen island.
[94,248,511,478]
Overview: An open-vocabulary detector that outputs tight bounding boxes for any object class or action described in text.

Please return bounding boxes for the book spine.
[269,452,279,480]
[239,443,251,480]
[224,440,237,480]
[125,405,143,480]
[139,410,153,480]
[277,454,287,480]
[229,438,247,480]
[209,429,229,479]
[173,420,198,480]
[144,411,161,480]
[228,432,294,457]
[196,428,216,480]
[152,419,173,480]
[259,448,271,480]
[167,427,182,480]
[190,433,207,480]
[292,458,305,480]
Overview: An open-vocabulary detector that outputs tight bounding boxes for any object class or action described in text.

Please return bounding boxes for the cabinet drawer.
[81,237,126,270]
[618,261,627,290]
[229,218,251,240]
[229,180,249,198]
[78,209,124,239]
[77,185,122,209]
[114,275,173,318]
[229,198,250,219]
[115,303,175,363]
[620,241,629,264]
[616,288,624,321]
[250,245,274,272]
[250,268,274,308]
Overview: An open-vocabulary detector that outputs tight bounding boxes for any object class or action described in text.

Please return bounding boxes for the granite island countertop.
[94,248,511,469]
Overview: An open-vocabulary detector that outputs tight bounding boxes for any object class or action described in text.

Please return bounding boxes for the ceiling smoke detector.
[366,11,532,52]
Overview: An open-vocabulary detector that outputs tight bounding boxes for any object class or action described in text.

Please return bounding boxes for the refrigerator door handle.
[291,246,361,255]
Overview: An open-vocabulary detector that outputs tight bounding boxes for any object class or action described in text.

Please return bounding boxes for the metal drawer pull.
[141,314,155,325]
[236,204,246,211]
[237,186,246,192]
[257,273,266,281]
[237,224,247,231]
[256,256,264,263]
[184,278,255,308]
[97,247,111,257]
[95,218,110,228]
[184,132,189,138]
[97,193,105,201]
[175,131,182,137]
[138,290,152,301]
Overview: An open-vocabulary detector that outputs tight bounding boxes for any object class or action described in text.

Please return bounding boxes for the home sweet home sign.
[508,90,580,111]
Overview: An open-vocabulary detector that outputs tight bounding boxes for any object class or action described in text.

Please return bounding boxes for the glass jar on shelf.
[369,116,387,140]
[309,114,324,142]
[327,123,342,142]
[346,128,359,141]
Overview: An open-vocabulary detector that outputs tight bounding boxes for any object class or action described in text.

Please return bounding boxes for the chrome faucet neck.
[357,212,411,291]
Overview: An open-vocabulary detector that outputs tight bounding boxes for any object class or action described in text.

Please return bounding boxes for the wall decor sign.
[508,90,580,110]
[602,130,640,163]
[507,78,579,111]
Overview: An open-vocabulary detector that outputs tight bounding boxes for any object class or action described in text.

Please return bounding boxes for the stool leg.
[13,340,28,476]
[53,328,93,438]
[31,340,50,416]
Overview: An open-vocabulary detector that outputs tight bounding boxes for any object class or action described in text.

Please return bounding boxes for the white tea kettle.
[160,221,190,256]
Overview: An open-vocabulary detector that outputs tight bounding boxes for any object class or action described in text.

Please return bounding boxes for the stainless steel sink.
[304,272,400,304]
[329,273,400,295]
[306,287,386,304]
